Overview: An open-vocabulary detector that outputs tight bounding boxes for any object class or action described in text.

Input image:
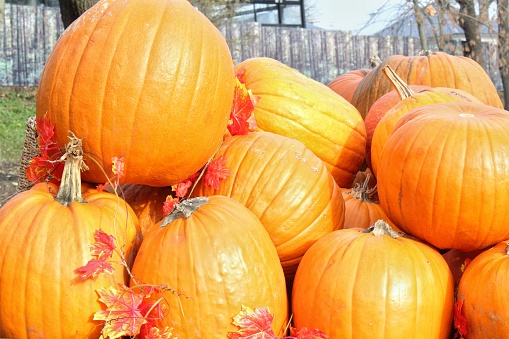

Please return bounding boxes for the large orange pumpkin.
[292,220,454,338]
[369,67,482,176]
[377,102,509,251]
[130,196,288,338]
[0,137,141,338]
[235,57,366,188]
[456,241,509,338]
[191,132,345,277]
[351,52,503,118]
[36,0,235,187]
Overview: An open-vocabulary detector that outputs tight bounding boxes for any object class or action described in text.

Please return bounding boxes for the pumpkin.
[441,248,484,285]
[377,102,509,251]
[351,52,503,118]
[235,57,366,188]
[292,220,454,338]
[327,68,371,103]
[0,136,141,338]
[456,241,509,338]
[130,196,289,338]
[364,66,430,169]
[369,66,482,176]
[341,169,396,230]
[36,0,235,187]
[107,184,174,235]
[191,131,345,278]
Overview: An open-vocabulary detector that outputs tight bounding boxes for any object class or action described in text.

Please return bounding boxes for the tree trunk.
[412,0,429,51]
[479,0,494,23]
[498,0,509,109]
[0,0,4,27]
[456,0,487,70]
[59,0,99,28]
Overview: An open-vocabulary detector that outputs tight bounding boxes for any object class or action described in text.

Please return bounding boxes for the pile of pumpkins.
[0,0,508,337]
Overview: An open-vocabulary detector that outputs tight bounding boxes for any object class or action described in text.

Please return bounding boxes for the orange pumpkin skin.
[351,52,503,118]
[457,241,509,338]
[0,183,141,338]
[36,0,235,187]
[130,196,288,338]
[377,102,509,251]
[364,84,429,168]
[235,57,366,188]
[341,169,396,230]
[327,68,370,103]
[370,86,482,176]
[442,248,484,285]
[109,184,174,235]
[292,223,454,338]
[191,132,345,277]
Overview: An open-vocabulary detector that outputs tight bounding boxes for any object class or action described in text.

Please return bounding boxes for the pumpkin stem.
[363,220,405,238]
[55,132,89,206]
[350,171,379,203]
[382,65,414,101]
[370,54,382,68]
[160,197,208,227]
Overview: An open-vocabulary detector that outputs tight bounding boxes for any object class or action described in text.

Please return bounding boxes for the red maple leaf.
[172,179,193,199]
[94,284,147,339]
[90,229,116,260]
[290,327,328,339]
[228,77,258,136]
[461,258,472,273]
[204,156,231,190]
[162,196,180,216]
[136,285,173,339]
[111,156,125,186]
[75,229,117,280]
[228,306,279,339]
[143,326,176,339]
[75,258,115,280]
[235,68,246,83]
[26,115,64,183]
[454,299,467,338]
[36,115,60,156]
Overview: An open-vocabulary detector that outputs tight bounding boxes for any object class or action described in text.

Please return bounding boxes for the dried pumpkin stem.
[382,65,415,100]
[350,173,379,203]
[160,197,208,227]
[363,220,405,238]
[55,132,89,206]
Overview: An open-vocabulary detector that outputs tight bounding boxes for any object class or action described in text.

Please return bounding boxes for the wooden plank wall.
[0,3,500,89]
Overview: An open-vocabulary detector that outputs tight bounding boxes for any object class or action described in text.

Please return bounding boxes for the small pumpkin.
[0,136,141,338]
[351,52,503,118]
[377,102,509,251]
[292,220,454,338]
[130,196,289,338]
[36,0,235,187]
[235,57,366,188]
[341,169,396,230]
[456,241,509,338]
[327,68,371,103]
[191,131,345,278]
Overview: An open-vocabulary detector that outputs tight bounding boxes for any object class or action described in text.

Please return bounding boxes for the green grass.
[0,86,38,162]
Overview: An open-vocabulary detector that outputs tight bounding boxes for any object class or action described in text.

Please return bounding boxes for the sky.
[311,0,401,35]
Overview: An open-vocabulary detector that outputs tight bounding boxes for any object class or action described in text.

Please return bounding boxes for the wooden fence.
[0,3,501,88]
